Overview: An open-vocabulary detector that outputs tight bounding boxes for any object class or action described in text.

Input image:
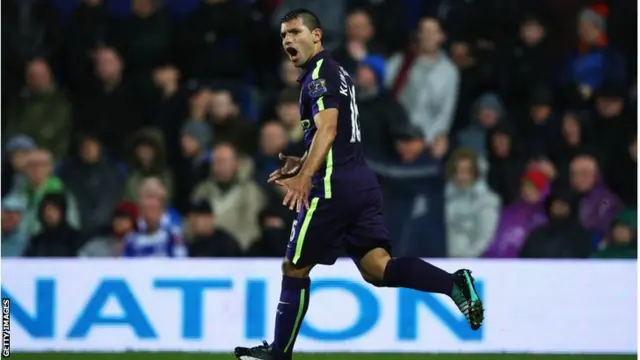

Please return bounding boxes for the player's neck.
[310,45,324,59]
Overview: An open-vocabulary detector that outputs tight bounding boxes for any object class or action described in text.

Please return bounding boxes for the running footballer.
[234,9,484,360]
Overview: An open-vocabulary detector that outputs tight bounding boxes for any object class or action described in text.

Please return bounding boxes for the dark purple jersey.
[297,51,380,199]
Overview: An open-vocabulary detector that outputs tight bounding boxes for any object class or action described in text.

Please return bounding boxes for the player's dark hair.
[281,8,322,31]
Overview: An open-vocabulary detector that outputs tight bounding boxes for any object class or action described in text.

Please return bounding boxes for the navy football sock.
[383,257,454,295]
[272,275,310,359]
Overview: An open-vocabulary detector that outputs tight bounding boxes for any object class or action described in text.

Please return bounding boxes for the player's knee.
[281,259,312,278]
[360,270,385,287]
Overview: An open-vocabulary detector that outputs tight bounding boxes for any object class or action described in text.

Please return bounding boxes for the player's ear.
[312,28,322,43]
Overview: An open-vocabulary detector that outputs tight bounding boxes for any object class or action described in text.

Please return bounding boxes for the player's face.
[281,18,321,67]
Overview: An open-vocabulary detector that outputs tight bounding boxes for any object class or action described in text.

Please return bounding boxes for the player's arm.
[298,70,340,178]
[299,109,338,178]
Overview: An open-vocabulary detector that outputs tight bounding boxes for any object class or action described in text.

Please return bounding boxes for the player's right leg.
[235,198,344,360]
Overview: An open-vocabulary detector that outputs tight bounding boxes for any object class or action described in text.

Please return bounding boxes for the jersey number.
[348,85,361,143]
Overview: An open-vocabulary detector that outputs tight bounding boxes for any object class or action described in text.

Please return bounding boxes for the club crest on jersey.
[308,78,327,98]
[301,119,312,130]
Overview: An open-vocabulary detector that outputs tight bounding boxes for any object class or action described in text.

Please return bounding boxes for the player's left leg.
[346,188,484,330]
[356,247,484,330]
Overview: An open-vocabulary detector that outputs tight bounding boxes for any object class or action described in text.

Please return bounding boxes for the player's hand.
[267,153,306,183]
[277,174,311,212]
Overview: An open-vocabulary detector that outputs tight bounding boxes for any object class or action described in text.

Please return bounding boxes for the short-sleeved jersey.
[297,51,379,199]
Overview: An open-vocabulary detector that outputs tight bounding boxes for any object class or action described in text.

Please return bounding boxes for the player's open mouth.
[285,47,299,61]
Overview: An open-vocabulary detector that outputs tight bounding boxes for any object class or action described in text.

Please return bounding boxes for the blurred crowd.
[1,0,637,260]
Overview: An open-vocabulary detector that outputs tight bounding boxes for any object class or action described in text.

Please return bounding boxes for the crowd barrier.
[1,259,637,354]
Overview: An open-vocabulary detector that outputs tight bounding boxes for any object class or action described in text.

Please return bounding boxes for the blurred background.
[1,0,637,260]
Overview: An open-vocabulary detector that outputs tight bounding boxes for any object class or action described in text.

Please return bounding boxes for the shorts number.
[349,85,361,143]
[289,220,299,243]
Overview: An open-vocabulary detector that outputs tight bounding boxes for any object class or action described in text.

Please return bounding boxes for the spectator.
[348,0,408,55]
[501,14,553,108]
[386,18,459,148]
[548,110,597,185]
[2,0,62,97]
[6,58,72,160]
[123,128,174,204]
[187,199,241,257]
[518,86,557,158]
[561,4,627,103]
[333,10,384,76]
[486,123,525,204]
[392,124,428,164]
[275,87,305,154]
[123,178,186,257]
[63,0,115,92]
[152,65,186,168]
[79,201,138,257]
[254,121,289,185]
[174,121,211,214]
[114,0,174,95]
[23,192,81,257]
[592,83,635,165]
[176,0,252,81]
[10,150,80,239]
[59,132,123,239]
[2,135,37,197]
[445,148,500,258]
[207,89,257,155]
[192,143,266,251]
[484,169,549,258]
[607,133,637,206]
[246,206,291,257]
[520,190,594,258]
[569,154,624,233]
[261,59,301,122]
[1,195,28,257]
[456,92,505,169]
[74,47,145,160]
[357,56,409,160]
[136,177,182,233]
[591,208,637,259]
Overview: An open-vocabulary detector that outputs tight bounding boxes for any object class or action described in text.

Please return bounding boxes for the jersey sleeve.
[310,63,340,117]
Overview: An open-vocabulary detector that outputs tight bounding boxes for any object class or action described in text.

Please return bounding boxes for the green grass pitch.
[9,353,637,360]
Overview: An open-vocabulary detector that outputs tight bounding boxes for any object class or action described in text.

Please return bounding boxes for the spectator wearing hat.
[1,195,28,257]
[123,128,174,204]
[593,83,635,165]
[560,4,627,102]
[6,58,73,161]
[8,149,80,239]
[187,199,241,258]
[456,92,506,174]
[174,121,212,214]
[519,85,557,158]
[591,208,637,259]
[59,132,124,239]
[520,190,594,259]
[2,135,37,197]
[484,169,549,258]
[78,201,138,257]
[24,192,81,257]
[356,55,410,161]
[569,154,623,234]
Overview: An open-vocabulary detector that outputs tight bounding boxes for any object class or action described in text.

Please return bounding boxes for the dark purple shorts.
[285,187,391,268]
